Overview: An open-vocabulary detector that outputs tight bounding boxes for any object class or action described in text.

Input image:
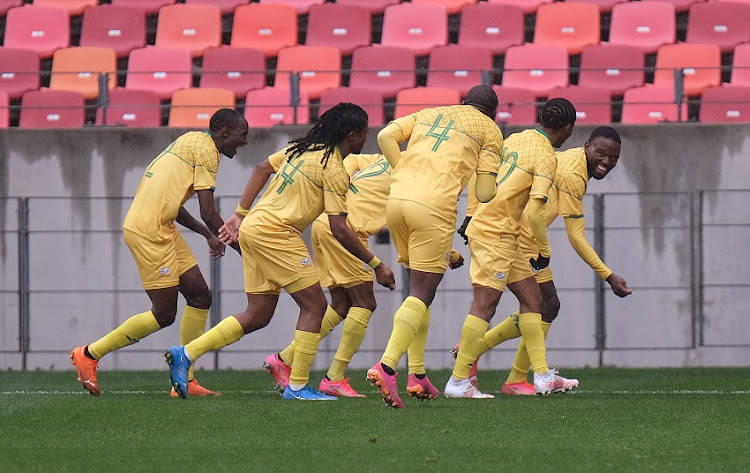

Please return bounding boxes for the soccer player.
[70,108,249,396]
[366,84,504,409]
[165,103,396,400]
[455,126,632,396]
[444,98,578,399]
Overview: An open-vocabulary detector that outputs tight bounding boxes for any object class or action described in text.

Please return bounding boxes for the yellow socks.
[278,305,343,365]
[452,314,489,380]
[381,296,427,371]
[516,313,549,375]
[87,310,161,359]
[327,307,371,381]
[185,316,244,362]
[407,306,431,375]
[288,330,321,389]
[478,311,522,358]
[180,306,209,381]
[507,322,551,383]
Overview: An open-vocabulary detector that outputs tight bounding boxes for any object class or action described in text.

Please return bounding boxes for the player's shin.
[451,314,489,380]
[180,306,209,380]
[184,315,243,362]
[88,311,161,359]
[328,307,371,381]
[288,330,322,389]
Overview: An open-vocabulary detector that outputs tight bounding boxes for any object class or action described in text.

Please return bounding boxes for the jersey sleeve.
[345,153,381,176]
[476,124,503,176]
[564,216,612,280]
[529,150,557,201]
[192,144,220,191]
[267,149,289,172]
[465,173,479,217]
[322,161,350,216]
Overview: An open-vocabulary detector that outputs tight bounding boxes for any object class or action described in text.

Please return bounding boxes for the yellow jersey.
[123,131,220,242]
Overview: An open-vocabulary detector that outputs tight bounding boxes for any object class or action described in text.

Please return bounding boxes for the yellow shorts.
[239,225,319,295]
[123,228,197,290]
[311,219,373,289]
[469,236,534,292]
[386,198,454,274]
[518,228,553,284]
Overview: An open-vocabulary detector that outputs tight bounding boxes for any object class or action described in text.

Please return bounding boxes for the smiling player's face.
[219,118,249,158]
[585,137,620,180]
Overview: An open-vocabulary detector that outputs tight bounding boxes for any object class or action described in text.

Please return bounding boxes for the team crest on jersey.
[496,271,506,280]
[159,266,171,276]
[301,258,310,267]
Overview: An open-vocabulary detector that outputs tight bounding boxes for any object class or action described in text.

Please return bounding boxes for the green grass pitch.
[2,367,750,473]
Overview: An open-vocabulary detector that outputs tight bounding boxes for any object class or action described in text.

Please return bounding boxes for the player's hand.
[606,273,632,298]
[530,253,550,272]
[374,263,396,290]
[207,235,226,259]
[219,213,243,244]
[449,250,464,270]
[457,216,472,245]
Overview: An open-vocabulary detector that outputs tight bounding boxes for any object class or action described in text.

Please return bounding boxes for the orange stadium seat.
[32,0,97,16]
[0,91,9,129]
[259,0,324,15]
[380,3,448,56]
[394,87,461,118]
[168,87,235,128]
[49,46,117,100]
[641,0,704,13]
[305,4,371,56]
[4,5,70,59]
[110,0,176,15]
[155,4,222,58]
[200,47,266,99]
[411,0,476,16]
[426,45,493,97]
[0,48,41,100]
[79,5,147,58]
[274,46,341,100]
[533,2,601,56]
[20,89,86,128]
[699,85,750,123]
[620,86,687,124]
[97,88,163,127]
[564,0,628,14]
[547,85,611,124]
[578,44,645,97]
[685,2,750,53]
[349,46,416,99]
[184,0,250,15]
[731,43,750,86]
[230,4,297,58]
[501,44,569,97]
[126,47,193,100]
[319,87,384,125]
[492,86,538,125]
[457,3,524,56]
[244,87,310,126]
[485,0,553,15]
[653,43,721,96]
[609,1,676,54]
[335,0,399,14]
[0,1,22,15]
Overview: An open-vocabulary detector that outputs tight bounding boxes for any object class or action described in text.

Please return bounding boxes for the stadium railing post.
[98,72,110,126]
[210,196,223,371]
[593,194,606,367]
[290,72,300,124]
[690,191,705,348]
[18,197,30,371]
[674,68,684,122]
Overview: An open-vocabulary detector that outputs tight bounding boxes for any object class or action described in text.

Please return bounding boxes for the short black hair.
[464,85,498,117]
[209,108,243,133]
[539,98,577,130]
[588,126,621,144]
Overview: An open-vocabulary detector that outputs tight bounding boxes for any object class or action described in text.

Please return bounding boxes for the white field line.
[2,389,750,395]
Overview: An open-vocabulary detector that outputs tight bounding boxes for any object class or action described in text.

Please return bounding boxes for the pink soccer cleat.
[366,363,405,409]
[262,353,291,392]
[319,377,366,398]
[406,374,440,400]
[501,381,535,396]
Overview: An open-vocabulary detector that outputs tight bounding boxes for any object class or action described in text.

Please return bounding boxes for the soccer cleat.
[319,377,366,398]
[170,379,221,398]
[282,384,337,401]
[70,346,100,396]
[406,374,440,400]
[501,381,535,396]
[450,343,479,380]
[165,346,192,399]
[533,370,556,395]
[262,353,291,392]
[444,376,494,399]
[366,363,405,409]
[550,369,579,393]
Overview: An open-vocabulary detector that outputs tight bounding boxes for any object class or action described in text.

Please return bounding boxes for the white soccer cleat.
[444,376,494,399]
[550,369,578,393]
[533,370,556,395]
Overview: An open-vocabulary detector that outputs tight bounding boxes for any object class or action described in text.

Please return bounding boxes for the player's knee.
[187,291,211,310]
[360,296,377,313]
[542,295,561,323]
[153,308,178,328]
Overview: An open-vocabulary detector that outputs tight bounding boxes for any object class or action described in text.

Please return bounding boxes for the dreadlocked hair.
[285,102,368,167]
[539,98,577,131]
[589,125,621,143]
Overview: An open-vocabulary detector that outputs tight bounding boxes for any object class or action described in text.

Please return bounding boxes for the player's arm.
[176,198,228,258]
[329,215,395,290]
[526,197,551,270]
[218,159,276,244]
[377,117,414,168]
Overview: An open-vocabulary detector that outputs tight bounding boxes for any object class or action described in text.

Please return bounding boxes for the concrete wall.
[1,124,748,372]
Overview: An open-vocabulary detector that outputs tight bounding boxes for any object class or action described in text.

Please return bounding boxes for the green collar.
[534,127,551,142]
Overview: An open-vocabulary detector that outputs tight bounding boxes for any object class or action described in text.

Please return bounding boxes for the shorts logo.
[159,266,170,276]
[363,263,371,270]
[496,271,506,280]
[445,251,451,260]
[301,258,310,267]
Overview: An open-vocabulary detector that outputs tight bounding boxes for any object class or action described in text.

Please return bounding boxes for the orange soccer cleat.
[170,379,221,398]
[70,345,100,396]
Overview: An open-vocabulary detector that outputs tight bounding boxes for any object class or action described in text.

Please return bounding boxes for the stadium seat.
[620,86,687,124]
[335,0,399,15]
[641,0,703,13]
[244,87,310,126]
[578,44,645,97]
[319,87,384,126]
[457,3,524,56]
[0,1,22,16]
[305,4,371,56]
[533,2,601,56]
[609,1,676,54]
[380,3,448,56]
[79,5,147,58]
[230,4,297,58]
[32,0,97,16]
[492,86,538,125]
[426,45,493,97]
[155,4,222,58]
[126,47,193,100]
[19,89,86,128]
[0,91,9,129]
[200,47,265,99]
[49,47,117,100]
[0,48,41,100]
[274,46,341,100]
[564,0,628,14]
[168,87,235,128]
[653,43,721,96]
[547,85,611,124]
[258,0,325,15]
[4,5,70,59]
[97,88,162,127]
[730,43,750,86]
[110,0,176,15]
[349,46,416,99]
[501,44,569,97]
[394,87,461,118]
[184,0,250,16]
[699,85,750,123]
[411,0,476,15]
[485,0,553,15]
[685,2,750,54]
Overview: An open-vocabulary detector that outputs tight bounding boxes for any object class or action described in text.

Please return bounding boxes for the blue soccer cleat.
[281,384,338,401]
[165,346,191,399]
